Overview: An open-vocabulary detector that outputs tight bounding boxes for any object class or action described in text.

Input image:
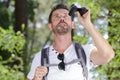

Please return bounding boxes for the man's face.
[50,9,73,35]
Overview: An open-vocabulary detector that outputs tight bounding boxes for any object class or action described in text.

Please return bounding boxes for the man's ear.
[71,21,75,29]
[48,23,52,30]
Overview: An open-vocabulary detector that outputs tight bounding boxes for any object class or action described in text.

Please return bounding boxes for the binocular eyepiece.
[69,4,88,20]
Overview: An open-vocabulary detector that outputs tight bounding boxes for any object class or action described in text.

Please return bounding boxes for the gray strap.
[41,47,49,80]
[44,58,82,67]
[77,45,88,80]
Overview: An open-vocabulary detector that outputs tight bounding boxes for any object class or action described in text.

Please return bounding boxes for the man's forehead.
[52,9,69,14]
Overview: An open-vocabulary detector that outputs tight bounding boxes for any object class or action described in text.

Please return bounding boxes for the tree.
[0,0,39,79]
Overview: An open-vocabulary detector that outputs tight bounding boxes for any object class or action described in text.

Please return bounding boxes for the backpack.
[41,43,88,80]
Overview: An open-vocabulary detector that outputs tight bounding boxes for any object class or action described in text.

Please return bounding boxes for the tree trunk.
[15,0,28,77]
[15,0,28,33]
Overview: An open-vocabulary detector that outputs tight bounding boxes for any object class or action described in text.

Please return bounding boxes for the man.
[27,4,114,80]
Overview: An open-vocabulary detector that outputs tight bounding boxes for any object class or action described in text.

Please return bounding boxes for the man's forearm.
[86,23,114,64]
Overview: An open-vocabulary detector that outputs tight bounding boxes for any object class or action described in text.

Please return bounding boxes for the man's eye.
[54,15,58,18]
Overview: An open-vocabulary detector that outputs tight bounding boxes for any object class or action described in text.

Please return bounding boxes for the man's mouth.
[58,22,66,26]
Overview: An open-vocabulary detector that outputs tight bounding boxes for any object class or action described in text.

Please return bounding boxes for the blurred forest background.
[0,0,120,80]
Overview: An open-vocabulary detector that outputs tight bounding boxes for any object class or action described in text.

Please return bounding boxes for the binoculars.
[69,4,88,20]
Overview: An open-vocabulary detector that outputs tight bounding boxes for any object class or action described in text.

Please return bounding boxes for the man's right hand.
[33,66,48,80]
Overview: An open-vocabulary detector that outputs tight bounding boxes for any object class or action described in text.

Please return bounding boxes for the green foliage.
[0,5,10,29]
[0,27,26,54]
[28,0,39,21]
[95,1,120,80]
[0,1,14,29]
[73,35,88,44]
[0,63,25,80]
[0,26,26,79]
[0,0,39,79]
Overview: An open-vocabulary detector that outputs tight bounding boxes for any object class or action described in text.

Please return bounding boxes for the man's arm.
[86,23,114,65]
[76,9,115,65]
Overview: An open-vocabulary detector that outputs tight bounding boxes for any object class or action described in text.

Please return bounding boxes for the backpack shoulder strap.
[41,47,49,66]
[74,43,88,80]
[41,47,49,80]
[74,43,86,65]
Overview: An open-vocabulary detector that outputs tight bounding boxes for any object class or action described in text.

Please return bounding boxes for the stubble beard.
[52,22,71,35]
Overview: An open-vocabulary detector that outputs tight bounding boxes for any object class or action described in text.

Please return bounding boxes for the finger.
[34,72,43,80]
[83,8,90,17]
[36,66,48,76]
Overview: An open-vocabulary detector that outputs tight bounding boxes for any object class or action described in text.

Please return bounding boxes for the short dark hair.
[48,4,69,23]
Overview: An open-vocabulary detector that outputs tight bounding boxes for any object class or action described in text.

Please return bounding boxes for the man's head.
[48,4,74,35]
[48,4,69,23]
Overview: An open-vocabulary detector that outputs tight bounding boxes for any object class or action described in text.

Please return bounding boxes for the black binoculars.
[69,4,88,20]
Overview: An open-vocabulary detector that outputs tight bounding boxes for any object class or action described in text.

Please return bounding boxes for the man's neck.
[53,34,73,53]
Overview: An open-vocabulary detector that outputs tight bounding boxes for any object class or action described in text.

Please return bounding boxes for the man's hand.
[33,66,48,80]
[76,8,92,30]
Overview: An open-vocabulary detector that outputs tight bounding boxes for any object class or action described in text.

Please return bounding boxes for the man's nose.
[60,18,64,22]
[59,15,65,22]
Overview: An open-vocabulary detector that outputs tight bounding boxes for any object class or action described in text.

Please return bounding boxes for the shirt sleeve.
[27,52,41,80]
[82,44,97,69]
